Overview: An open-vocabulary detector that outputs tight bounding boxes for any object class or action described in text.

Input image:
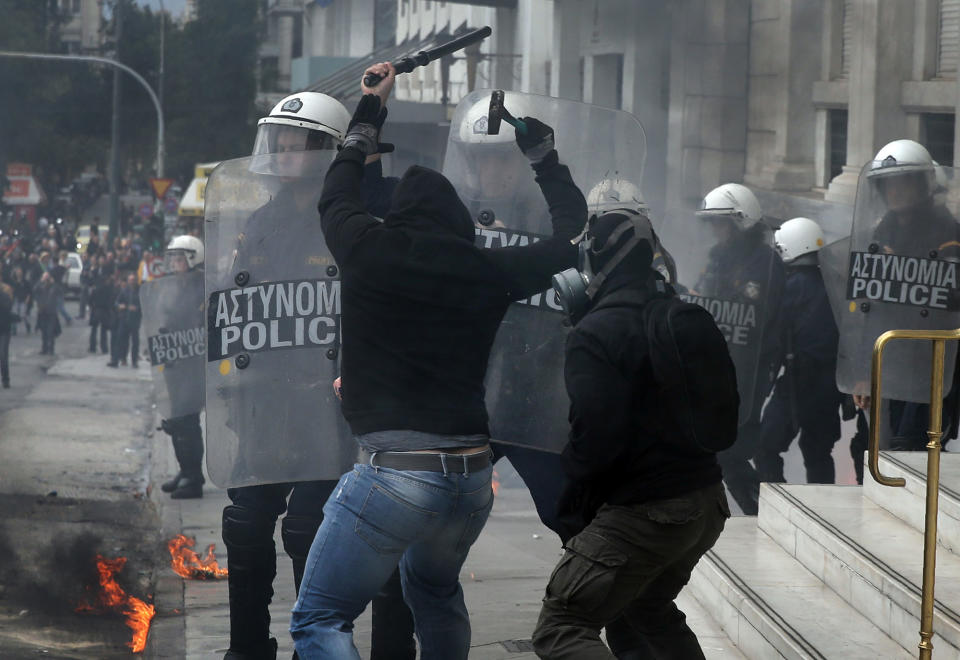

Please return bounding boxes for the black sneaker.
[106,362,118,368]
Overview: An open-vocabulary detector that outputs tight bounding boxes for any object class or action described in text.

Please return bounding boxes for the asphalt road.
[0,302,163,659]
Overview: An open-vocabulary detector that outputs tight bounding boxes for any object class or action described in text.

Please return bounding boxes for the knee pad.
[281,515,322,561]
[222,505,277,550]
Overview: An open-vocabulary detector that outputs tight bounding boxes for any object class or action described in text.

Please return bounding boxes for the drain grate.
[500,639,535,652]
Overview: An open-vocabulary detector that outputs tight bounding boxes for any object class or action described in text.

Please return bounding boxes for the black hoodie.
[319,147,585,439]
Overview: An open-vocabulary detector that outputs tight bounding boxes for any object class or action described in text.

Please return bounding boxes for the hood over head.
[385,166,475,242]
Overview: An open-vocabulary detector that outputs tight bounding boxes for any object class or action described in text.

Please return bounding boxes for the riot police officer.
[695,183,785,514]
[756,217,842,483]
[843,140,960,451]
[153,235,206,499]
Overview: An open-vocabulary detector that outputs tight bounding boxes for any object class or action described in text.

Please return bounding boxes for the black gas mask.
[551,210,663,324]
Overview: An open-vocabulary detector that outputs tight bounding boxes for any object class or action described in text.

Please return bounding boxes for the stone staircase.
[688,451,960,659]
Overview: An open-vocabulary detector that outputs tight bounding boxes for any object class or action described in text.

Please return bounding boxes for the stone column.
[277,14,294,92]
[665,0,750,207]
[825,0,914,204]
[549,0,583,100]
[745,0,822,192]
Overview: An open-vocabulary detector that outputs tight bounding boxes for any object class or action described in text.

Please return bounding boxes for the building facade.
[58,0,104,54]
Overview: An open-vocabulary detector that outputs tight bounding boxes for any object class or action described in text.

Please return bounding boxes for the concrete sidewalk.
[151,451,745,659]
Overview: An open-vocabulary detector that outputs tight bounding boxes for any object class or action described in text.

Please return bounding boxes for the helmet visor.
[252,123,338,157]
[164,248,192,274]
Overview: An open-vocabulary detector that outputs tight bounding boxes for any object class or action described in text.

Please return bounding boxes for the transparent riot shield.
[204,150,355,487]
[139,269,205,419]
[442,90,647,453]
[654,209,782,425]
[817,237,851,331]
[835,161,960,403]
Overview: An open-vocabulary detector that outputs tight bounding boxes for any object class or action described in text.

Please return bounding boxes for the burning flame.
[168,534,228,580]
[492,470,501,497]
[76,554,155,653]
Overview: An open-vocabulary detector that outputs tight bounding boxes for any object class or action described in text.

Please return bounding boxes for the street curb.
[145,402,188,658]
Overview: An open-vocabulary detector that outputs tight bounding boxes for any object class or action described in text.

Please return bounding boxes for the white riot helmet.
[165,235,204,271]
[867,139,935,180]
[587,176,649,216]
[455,91,536,145]
[774,217,825,263]
[252,92,351,156]
[696,183,763,231]
[866,140,936,211]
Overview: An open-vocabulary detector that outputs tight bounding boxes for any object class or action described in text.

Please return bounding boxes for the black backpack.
[592,283,740,455]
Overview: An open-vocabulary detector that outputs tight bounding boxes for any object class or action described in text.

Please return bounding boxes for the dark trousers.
[78,285,88,318]
[112,318,140,364]
[756,364,842,485]
[224,481,417,659]
[163,414,204,480]
[0,332,9,385]
[89,311,110,353]
[532,483,729,660]
[37,312,57,354]
[850,409,869,485]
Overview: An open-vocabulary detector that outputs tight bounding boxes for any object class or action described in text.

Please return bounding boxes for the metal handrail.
[870,327,960,659]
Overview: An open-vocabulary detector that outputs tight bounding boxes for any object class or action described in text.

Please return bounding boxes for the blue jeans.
[290,461,494,659]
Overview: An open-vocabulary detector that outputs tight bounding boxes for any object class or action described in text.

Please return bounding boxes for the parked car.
[64,252,83,299]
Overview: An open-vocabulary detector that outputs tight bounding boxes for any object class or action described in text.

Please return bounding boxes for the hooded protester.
[533,211,736,660]
[289,72,586,658]
[214,65,417,660]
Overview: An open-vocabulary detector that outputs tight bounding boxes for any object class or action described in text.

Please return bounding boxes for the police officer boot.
[171,415,205,499]
[223,505,279,659]
[161,430,186,493]
[161,471,184,493]
[222,637,277,660]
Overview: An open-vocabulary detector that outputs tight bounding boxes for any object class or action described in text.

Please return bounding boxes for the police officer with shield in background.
[834,139,960,453]
[205,68,414,660]
[755,217,843,484]
[140,235,206,499]
[655,184,785,515]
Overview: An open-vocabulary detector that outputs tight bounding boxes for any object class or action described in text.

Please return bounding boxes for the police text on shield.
[149,327,205,366]
[846,251,959,309]
[207,279,340,360]
[679,293,757,346]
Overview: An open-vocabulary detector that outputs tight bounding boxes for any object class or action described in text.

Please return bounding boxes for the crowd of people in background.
[0,215,179,386]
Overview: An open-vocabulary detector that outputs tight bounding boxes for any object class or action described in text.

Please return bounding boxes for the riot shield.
[818,237,852,332]
[204,150,355,488]
[654,209,782,425]
[835,161,960,403]
[442,90,647,453]
[139,269,205,419]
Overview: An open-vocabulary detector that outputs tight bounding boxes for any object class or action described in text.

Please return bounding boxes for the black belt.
[361,449,492,474]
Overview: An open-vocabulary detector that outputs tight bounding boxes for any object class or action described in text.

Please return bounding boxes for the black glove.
[341,94,395,157]
[515,117,555,164]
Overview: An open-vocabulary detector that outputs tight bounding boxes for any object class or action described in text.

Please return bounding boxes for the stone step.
[687,517,910,659]
[864,451,960,554]
[759,483,960,658]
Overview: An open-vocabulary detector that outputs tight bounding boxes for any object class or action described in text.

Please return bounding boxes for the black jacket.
[556,272,724,540]
[319,147,584,438]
